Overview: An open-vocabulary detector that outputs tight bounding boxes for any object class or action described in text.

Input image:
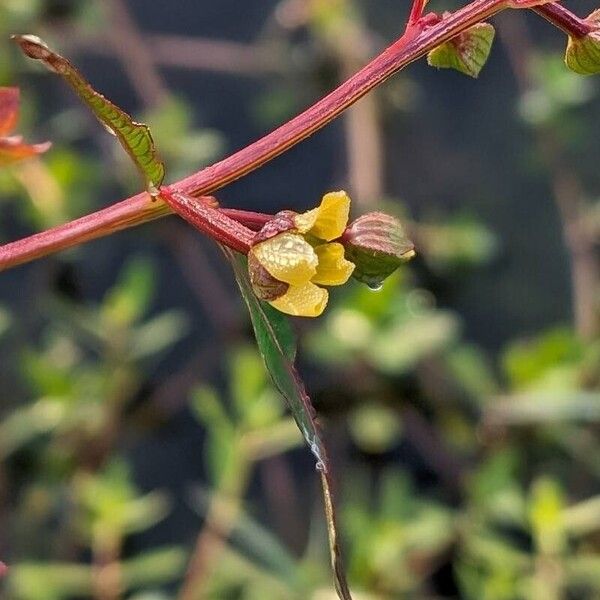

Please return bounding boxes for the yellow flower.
[250,191,355,317]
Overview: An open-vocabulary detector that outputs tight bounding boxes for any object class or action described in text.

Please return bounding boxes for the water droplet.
[102,123,116,137]
[367,282,383,292]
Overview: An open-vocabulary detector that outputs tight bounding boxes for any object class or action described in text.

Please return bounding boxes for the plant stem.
[220,208,271,230]
[1,0,574,272]
[106,0,169,107]
[0,192,171,270]
[174,0,507,198]
[160,190,254,253]
[533,3,592,38]
[408,0,429,26]
[179,440,251,600]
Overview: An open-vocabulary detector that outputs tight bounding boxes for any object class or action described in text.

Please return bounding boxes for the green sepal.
[565,10,600,75]
[343,212,415,289]
[427,22,495,79]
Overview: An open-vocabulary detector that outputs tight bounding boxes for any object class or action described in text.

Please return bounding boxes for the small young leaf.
[427,22,495,78]
[565,10,600,75]
[0,87,51,166]
[225,249,352,600]
[12,35,165,192]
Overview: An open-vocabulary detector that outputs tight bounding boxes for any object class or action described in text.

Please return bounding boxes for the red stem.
[408,0,428,26]
[160,190,254,253]
[175,0,508,198]
[0,192,171,270]
[220,208,271,230]
[533,3,592,38]
[0,0,583,271]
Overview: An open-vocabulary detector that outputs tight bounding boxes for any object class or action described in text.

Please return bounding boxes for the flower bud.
[247,251,289,301]
[342,212,415,288]
[252,210,297,245]
[565,9,600,75]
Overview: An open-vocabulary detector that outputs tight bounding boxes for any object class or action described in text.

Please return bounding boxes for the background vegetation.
[0,0,599,598]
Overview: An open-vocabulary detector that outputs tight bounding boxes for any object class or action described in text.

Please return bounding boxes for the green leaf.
[226,252,317,458]
[565,10,600,75]
[102,257,156,326]
[528,478,566,555]
[225,249,352,600]
[427,23,495,78]
[191,485,302,588]
[484,391,600,426]
[13,35,165,192]
[121,548,187,590]
[9,563,93,600]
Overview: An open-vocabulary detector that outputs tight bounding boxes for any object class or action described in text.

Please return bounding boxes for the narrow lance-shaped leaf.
[0,87,51,167]
[225,249,352,600]
[427,22,495,79]
[565,9,600,75]
[12,35,165,193]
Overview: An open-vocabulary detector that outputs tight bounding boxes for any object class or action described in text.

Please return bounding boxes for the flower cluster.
[248,191,415,317]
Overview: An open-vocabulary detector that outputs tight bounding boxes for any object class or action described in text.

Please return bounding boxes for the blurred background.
[0,0,599,598]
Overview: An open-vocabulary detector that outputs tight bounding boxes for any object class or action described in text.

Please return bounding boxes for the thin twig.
[105,0,169,107]
[57,27,281,76]
[179,449,251,600]
[408,0,429,26]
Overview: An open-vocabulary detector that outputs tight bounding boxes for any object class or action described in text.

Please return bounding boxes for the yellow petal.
[293,207,319,235]
[312,243,355,286]
[294,190,351,241]
[269,282,329,317]
[251,232,317,286]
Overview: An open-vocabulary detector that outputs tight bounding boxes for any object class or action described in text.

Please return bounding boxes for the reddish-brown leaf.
[0,86,51,167]
[0,88,19,136]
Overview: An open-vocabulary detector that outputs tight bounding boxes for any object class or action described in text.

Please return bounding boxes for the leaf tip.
[12,34,47,58]
[12,34,61,74]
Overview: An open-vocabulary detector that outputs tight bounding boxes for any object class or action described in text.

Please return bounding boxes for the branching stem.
[408,0,429,26]
[0,1,590,271]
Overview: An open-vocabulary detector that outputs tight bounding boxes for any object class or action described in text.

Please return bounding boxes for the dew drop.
[367,282,383,292]
[102,122,117,137]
